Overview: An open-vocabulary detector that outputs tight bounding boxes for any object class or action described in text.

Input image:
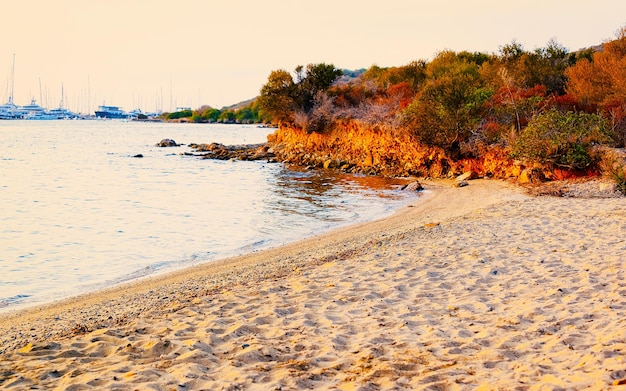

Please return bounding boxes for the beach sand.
[1,179,625,390]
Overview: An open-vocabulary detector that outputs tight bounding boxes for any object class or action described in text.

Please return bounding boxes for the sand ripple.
[1,180,625,390]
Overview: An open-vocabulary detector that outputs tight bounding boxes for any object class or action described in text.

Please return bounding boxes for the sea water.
[0,120,414,312]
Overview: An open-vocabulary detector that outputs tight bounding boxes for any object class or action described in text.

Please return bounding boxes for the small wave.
[238,239,273,253]
[105,253,219,287]
[0,294,31,308]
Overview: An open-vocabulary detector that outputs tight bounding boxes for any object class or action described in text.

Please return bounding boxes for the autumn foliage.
[259,26,626,181]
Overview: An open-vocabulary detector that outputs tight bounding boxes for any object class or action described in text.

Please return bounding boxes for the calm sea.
[0,120,414,313]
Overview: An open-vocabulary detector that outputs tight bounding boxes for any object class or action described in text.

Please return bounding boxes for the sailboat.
[47,84,78,119]
[0,54,22,119]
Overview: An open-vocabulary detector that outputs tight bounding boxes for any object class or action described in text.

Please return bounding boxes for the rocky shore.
[186,142,277,161]
[153,135,626,199]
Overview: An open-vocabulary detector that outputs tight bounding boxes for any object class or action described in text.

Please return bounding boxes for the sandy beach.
[1,179,625,390]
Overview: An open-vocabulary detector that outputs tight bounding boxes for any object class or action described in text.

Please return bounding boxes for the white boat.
[0,101,22,119]
[0,57,79,120]
[21,99,56,120]
[0,55,22,120]
[48,85,79,119]
[48,107,78,120]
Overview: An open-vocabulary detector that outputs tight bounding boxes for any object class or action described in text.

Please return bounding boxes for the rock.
[518,168,546,184]
[192,142,276,161]
[454,180,469,187]
[323,159,342,169]
[133,154,144,158]
[252,145,276,160]
[402,181,424,192]
[456,171,477,182]
[156,139,180,147]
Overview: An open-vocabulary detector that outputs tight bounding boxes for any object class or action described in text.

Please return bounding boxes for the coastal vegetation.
[257,26,626,191]
[163,100,270,124]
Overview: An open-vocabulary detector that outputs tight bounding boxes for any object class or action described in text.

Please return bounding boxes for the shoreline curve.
[2,178,624,389]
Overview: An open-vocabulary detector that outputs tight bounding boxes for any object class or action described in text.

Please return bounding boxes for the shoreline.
[2,178,625,389]
[0,173,414,318]
[0,179,452,350]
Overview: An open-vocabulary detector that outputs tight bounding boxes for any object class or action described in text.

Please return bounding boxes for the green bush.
[601,151,626,195]
[512,109,611,170]
[613,166,626,195]
[166,110,193,120]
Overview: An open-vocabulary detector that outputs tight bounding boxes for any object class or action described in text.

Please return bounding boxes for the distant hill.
[340,68,366,80]
[222,98,257,111]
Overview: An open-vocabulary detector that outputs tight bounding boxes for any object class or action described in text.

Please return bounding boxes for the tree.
[400,51,489,156]
[203,108,221,122]
[235,106,256,123]
[258,64,342,126]
[530,38,571,94]
[296,63,343,113]
[258,69,297,125]
[493,39,571,94]
[566,26,626,145]
[361,61,427,91]
[218,110,236,123]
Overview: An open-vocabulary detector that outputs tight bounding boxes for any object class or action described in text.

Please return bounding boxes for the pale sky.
[1,0,624,114]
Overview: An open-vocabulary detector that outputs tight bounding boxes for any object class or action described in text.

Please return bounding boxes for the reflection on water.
[268,166,409,224]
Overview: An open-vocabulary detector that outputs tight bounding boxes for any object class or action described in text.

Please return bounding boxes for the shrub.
[166,110,193,120]
[600,149,626,195]
[613,165,626,195]
[512,109,611,170]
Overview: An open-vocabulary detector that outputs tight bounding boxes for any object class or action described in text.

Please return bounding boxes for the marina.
[1,55,152,121]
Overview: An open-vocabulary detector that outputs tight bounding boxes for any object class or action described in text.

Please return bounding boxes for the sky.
[1,0,624,114]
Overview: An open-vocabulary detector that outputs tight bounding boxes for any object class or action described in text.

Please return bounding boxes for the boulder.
[402,181,424,192]
[456,171,478,182]
[156,139,179,147]
[518,168,546,184]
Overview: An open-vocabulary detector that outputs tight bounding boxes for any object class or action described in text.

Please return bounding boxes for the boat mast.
[39,78,43,107]
[60,83,64,109]
[9,53,15,105]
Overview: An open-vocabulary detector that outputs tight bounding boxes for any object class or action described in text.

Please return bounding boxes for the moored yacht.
[94,105,130,119]
[21,99,56,120]
[0,101,22,119]
[48,107,79,119]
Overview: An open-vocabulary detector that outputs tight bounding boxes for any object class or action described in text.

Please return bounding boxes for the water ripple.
[0,121,414,312]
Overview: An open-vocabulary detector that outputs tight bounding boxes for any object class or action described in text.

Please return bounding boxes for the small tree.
[203,108,221,123]
[218,110,236,123]
[258,64,342,127]
[258,69,297,125]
